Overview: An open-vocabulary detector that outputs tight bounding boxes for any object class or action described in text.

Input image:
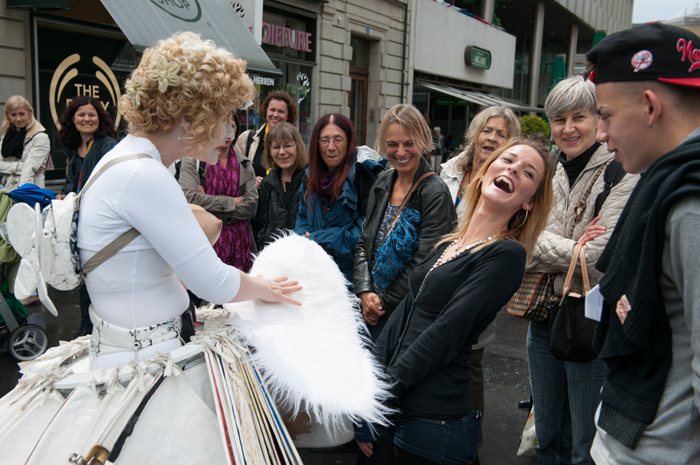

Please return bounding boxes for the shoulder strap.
[379,172,436,247]
[593,160,626,217]
[79,228,140,278]
[76,153,152,207]
[569,161,608,238]
[74,153,151,277]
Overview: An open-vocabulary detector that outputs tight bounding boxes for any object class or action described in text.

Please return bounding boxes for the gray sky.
[633,0,697,23]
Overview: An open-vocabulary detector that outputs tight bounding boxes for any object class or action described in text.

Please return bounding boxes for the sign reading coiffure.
[261,22,312,52]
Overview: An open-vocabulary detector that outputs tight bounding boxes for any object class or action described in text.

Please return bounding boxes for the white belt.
[89,306,183,358]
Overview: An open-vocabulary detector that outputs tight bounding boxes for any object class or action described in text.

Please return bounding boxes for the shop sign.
[149,0,201,22]
[465,46,492,70]
[435,97,471,106]
[261,22,312,52]
[252,75,276,86]
[49,54,122,130]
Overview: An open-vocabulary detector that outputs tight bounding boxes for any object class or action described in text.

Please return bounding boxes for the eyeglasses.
[318,137,346,147]
[271,143,296,154]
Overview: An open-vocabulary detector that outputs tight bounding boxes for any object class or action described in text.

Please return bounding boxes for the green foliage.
[519,115,550,138]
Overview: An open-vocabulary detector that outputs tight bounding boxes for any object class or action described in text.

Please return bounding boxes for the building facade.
[0,0,634,184]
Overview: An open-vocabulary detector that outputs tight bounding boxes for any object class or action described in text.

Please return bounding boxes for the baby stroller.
[0,288,48,361]
[0,185,54,361]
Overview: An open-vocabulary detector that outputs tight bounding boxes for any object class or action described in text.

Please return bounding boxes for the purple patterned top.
[204,148,253,272]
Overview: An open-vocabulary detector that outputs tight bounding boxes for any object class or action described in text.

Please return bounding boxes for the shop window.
[242,61,315,146]
[349,37,369,145]
[35,20,137,182]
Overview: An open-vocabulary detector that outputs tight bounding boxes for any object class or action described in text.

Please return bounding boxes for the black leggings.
[355,436,436,465]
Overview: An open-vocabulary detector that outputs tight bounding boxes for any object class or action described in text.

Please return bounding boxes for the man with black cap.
[585,22,700,463]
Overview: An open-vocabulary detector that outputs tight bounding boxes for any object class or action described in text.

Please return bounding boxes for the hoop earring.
[515,209,529,229]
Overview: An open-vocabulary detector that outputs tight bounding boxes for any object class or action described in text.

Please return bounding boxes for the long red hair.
[305,113,358,205]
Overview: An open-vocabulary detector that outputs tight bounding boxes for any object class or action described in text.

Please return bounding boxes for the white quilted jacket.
[527,144,639,295]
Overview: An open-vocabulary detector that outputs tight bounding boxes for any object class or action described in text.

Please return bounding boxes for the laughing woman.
[354,104,456,340]
[356,138,554,465]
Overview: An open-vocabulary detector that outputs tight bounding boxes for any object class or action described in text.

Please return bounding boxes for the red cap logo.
[677,39,700,72]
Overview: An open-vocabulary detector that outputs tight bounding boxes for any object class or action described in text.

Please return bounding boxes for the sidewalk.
[0,290,537,465]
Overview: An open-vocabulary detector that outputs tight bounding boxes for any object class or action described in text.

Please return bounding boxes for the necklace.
[451,235,495,256]
[416,235,495,296]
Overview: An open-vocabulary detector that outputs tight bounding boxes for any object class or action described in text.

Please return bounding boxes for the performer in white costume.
[0,32,391,465]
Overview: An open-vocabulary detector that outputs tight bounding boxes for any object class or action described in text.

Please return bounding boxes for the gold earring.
[515,209,529,228]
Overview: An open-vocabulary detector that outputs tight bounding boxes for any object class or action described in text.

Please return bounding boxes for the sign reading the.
[49,54,122,130]
[465,46,492,70]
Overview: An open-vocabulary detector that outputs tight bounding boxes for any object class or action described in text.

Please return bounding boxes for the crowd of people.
[1,21,699,465]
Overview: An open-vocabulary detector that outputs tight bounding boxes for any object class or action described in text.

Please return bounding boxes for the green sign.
[435,97,471,106]
[465,46,492,70]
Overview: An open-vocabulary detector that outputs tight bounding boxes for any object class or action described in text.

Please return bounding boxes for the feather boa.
[221,234,394,431]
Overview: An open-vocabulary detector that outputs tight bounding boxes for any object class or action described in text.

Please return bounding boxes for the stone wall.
[0,1,32,114]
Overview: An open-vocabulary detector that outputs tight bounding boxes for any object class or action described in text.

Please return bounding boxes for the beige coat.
[178,152,258,228]
[233,124,267,164]
[527,144,639,295]
[0,120,50,190]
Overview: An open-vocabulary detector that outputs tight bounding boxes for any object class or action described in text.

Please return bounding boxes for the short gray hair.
[545,75,597,120]
[433,126,441,132]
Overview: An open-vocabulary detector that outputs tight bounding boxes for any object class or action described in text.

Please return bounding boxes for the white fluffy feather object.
[223,234,394,429]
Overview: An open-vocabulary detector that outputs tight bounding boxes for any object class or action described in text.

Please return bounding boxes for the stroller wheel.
[9,324,48,361]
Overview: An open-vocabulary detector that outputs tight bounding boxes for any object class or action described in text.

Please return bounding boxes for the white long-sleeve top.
[78,135,240,329]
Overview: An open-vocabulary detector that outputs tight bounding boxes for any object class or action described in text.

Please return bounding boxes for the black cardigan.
[375,239,525,418]
[594,134,700,448]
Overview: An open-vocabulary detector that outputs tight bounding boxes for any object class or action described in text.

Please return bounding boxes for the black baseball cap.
[586,23,700,88]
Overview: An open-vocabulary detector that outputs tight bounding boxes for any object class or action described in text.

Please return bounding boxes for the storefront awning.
[100,0,281,76]
[418,80,544,113]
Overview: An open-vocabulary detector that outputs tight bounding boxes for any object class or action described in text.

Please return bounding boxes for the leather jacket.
[354,157,456,322]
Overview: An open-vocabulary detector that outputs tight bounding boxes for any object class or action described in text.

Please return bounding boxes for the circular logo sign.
[150,0,202,22]
[631,50,653,73]
[49,54,122,130]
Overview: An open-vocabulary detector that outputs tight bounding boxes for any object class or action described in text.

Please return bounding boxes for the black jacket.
[376,240,526,417]
[354,157,456,322]
[257,167,305,247]
[61,136,117,194]
[593,134,700,448]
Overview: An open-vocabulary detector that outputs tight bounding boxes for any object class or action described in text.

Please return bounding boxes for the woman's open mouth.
[494,175,514,193]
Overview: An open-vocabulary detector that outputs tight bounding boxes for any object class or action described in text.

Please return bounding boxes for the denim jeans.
[527,320,607,465]
[393,413,481,465]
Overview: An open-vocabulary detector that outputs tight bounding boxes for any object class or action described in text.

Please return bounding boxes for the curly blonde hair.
[119,32,255,157]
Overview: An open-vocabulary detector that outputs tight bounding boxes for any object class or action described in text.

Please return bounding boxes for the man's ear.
[642,89,663,128]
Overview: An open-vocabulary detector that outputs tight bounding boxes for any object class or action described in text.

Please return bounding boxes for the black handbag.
[547,243,598,363]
